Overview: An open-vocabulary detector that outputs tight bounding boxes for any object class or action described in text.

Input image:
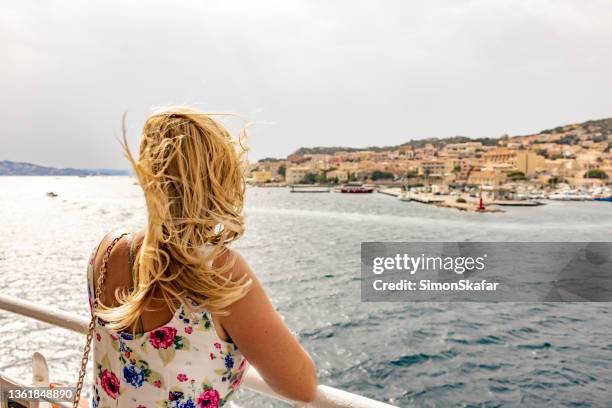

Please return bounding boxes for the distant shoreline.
[0,174,130,176]
[0,160,129,176]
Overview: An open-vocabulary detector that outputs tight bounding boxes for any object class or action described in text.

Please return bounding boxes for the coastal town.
[246,117,612,211]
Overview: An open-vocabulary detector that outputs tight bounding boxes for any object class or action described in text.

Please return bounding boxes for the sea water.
[0,176,611,407]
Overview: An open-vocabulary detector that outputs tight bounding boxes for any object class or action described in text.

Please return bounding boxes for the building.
[483,147,516,166]
[444,141,483,156]
[326,169,348,182]
[285,166,311,184]
[515,150,544,176]
[256,159,286,177]
[251,171,272,184]
[483,148,544,176]
[467,169,508,186]
[419,160,446,178]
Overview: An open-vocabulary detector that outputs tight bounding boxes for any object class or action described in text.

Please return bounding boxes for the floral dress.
[86,242,249,408]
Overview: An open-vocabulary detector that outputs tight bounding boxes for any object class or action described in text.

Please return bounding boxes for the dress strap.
[128,232,145,333]
[128,233,138,289]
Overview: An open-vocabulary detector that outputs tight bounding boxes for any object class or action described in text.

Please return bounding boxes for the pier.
[490,200,543,206]
[377,188,504,212]
[289,184,331,193]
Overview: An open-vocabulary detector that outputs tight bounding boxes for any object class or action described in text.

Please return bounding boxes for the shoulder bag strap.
[72,232,128,408]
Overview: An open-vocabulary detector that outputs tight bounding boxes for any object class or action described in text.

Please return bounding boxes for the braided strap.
[73,233,128,408]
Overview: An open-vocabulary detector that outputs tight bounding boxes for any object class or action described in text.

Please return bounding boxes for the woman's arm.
[218,250,318,403]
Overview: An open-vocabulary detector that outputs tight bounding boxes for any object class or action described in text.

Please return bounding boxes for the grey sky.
[1,0,611,169]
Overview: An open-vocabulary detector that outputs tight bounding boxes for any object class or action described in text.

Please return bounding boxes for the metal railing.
[0,293,397,408]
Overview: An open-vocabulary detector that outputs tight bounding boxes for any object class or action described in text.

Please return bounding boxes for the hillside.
[0,160,128,176]
[539,117,612,137]
[290,117,612,156]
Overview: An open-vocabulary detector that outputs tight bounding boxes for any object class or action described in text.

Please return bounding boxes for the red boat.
[340,184,374,193]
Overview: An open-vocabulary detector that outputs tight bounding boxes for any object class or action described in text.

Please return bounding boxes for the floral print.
[159,382,227,408]
[196,388,220,408]
[164,390,196,408]
[100,369,120,399]
[91,386,100,408]
[149,327,178,349]
[123,363,146,388]
[212,344,247,392]
[87,243,249,407]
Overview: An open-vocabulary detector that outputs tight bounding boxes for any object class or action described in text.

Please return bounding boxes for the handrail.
[0,293,397,408]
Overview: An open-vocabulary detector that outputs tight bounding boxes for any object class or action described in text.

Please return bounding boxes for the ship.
[340,183,374,194]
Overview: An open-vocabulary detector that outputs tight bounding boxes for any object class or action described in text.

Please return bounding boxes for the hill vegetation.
[290,117,611,157]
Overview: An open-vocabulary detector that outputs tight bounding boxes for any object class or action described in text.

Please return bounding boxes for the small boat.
[46,192,58,198]
[593,196,612,202]
[340,184,374,193]
[528,193,546,200]
[399,192,412,201]
[567,190,592,201]
[515,193,529,200]
[548,192,572,201]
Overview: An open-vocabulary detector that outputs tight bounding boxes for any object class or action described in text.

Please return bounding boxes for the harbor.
[281,182,611,213]
[247,116,611,218]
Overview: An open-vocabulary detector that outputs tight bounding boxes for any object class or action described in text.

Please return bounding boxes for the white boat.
[548,192,573,201]
[515,193,529,200]
[572,193,592,201]
[399,192,412,201]
[527,192,546,200]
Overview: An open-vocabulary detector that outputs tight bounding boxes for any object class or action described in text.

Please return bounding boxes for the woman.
[86,107,317,407]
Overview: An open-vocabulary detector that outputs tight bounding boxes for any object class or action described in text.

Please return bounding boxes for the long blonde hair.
[97,106,251,332]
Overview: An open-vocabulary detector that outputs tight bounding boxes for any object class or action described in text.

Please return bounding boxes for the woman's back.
[87,232,249,408]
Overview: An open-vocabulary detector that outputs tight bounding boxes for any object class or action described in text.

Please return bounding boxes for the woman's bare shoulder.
[93,230,131,268]
[91,230,133,304]
[213,247,257,283]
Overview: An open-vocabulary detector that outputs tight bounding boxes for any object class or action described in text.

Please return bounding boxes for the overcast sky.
[1,0,611,169]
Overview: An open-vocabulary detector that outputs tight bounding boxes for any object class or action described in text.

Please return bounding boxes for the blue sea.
[0,176,611,407]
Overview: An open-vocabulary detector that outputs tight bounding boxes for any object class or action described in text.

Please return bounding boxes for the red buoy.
[477,197,485,212]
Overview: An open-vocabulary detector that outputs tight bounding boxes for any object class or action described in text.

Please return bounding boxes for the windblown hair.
[97,106,251,332]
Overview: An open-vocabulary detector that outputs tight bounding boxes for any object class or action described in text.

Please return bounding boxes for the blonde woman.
[86,107,317,407]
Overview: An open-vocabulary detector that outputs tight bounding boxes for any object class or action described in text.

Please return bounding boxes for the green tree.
[558,134,578,145]
[370,170,394,181]
[301,172,318,184]
[507,170,526,181]
[584,169,609,179]
[548,176,565,185]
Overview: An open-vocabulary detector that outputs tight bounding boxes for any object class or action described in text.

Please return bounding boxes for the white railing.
[0,293,397,408]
